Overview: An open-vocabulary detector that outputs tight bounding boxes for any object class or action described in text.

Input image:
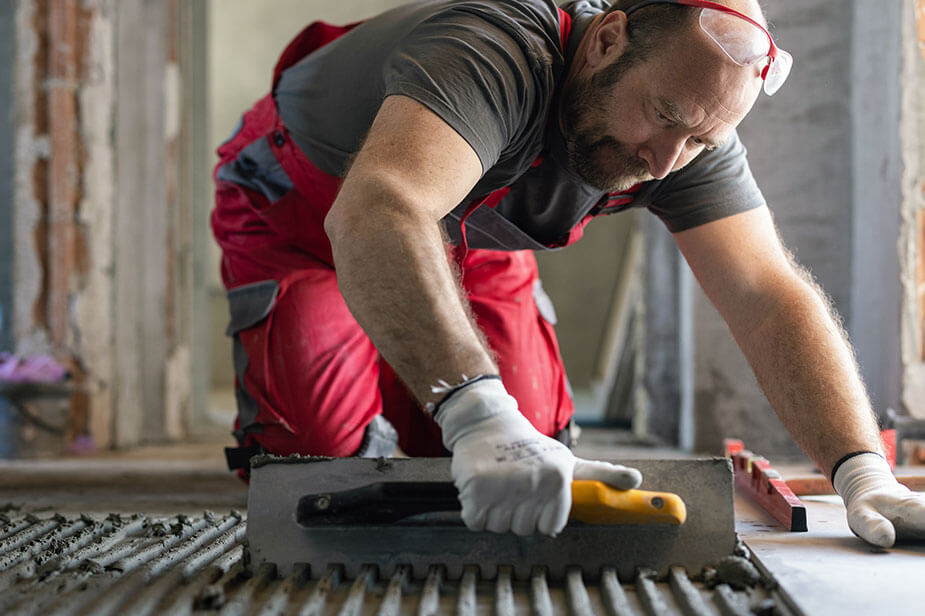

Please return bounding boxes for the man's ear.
[586,11,630,70]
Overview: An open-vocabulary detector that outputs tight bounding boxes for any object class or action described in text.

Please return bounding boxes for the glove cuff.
[829,450,882,485]
[432,377,519,450]
[428,374,501,419]
[832,451,893,501]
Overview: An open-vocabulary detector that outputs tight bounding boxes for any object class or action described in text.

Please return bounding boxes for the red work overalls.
[211,14,577,463]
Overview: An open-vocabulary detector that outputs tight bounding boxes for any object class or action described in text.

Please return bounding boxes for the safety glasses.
[624,0,793,96]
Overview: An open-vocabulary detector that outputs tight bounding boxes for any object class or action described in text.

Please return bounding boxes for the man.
[213,0,925,545]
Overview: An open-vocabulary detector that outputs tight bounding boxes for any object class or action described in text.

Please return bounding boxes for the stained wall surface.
[0,0,15,456]
[690,0,906,458]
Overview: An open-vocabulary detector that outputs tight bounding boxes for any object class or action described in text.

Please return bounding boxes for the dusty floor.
[0,428,791,616]
[0,425,682,516]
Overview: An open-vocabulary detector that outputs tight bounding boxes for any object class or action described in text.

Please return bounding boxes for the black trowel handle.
[296,481,462,525]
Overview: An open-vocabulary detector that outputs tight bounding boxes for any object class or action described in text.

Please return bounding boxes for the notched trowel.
[297,479,687,526]
[247,456,736,581]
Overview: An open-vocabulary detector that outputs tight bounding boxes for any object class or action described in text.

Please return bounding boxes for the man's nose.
[639,137,685,180]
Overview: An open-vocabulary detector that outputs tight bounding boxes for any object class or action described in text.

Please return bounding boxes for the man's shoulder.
[449,0,563,34]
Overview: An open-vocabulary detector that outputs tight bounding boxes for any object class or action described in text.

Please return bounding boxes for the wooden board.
[781,465,925,496]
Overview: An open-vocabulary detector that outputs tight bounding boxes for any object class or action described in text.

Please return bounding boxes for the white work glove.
[833,452,925,547]
[433,377,642,536]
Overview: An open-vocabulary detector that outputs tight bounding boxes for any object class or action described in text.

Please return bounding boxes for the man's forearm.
[735,270,883,474]
[325,182,496,407]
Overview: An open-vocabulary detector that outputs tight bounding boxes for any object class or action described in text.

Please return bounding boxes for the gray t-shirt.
[275,0,765,250]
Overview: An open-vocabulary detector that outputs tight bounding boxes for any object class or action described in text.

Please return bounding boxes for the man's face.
[562,16,762,192]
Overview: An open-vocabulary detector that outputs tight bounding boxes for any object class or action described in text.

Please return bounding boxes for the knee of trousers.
[224,275,398,458]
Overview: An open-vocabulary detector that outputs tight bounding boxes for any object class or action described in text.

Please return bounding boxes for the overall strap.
[458,7,576,254]
[557,7,573,50]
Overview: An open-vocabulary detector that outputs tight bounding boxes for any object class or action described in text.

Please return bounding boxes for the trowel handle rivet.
[650,497,664,509]
[314,495,332,511]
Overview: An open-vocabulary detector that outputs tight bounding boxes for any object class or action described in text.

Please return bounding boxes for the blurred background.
[0,0,923,463]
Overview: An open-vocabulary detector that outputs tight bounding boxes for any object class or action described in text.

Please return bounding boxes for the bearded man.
[212,0,925,546]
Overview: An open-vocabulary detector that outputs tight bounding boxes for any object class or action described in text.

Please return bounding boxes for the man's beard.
[561,55,652,192]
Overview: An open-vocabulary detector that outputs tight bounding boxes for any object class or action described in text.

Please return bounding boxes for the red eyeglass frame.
[623,0,783,82]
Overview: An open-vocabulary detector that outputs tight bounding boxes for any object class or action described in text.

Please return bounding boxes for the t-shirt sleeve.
[382,10,549,173]
[642,130,766,233]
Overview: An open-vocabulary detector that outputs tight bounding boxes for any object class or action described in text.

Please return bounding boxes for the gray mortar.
[249,453,335,469]
[0,509,794,616]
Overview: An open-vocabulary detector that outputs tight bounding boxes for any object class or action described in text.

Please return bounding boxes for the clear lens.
[699,9,769,66]
[699,7,792,96]
[763,48,793,96]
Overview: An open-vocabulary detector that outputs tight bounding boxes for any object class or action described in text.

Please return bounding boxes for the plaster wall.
[900,0,925,418]
[12,0,47,357]
[75,0,116,450]
[691,1,906,458]
[0,0,16,456]
[207,0,412,392]
[6,0,198,452]
[0,0,13,352]
[850,2,904,422]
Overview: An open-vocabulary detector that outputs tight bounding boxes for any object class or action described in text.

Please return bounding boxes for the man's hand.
[833,453,925,547]
[434,377,642,536]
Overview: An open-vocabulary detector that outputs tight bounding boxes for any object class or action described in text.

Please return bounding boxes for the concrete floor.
[2,426,923,616]
[0,436,247,517]
[735,492,925,616]
[0,426,679,517]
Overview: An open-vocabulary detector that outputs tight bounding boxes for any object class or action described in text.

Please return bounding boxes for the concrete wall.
[0,0,16,456]
[207,0,411,392]
[690,1,907,459]
[900,0,925,418]
[0,0,12,350]
[4,0,204,453]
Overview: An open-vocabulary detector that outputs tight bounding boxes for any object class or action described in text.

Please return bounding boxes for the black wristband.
[431,374,502,420]
[830,450,884,485]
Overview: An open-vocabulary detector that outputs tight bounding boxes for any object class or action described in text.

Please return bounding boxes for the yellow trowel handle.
[570,480,687,525]
[298,480,686,526]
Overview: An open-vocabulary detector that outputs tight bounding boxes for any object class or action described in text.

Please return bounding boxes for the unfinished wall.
[0,0,13,349]
[690,0,906,458]
[12,0,107,450]
[900,0,925,418]
[0,0,15,456]
[8,0,202,453]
